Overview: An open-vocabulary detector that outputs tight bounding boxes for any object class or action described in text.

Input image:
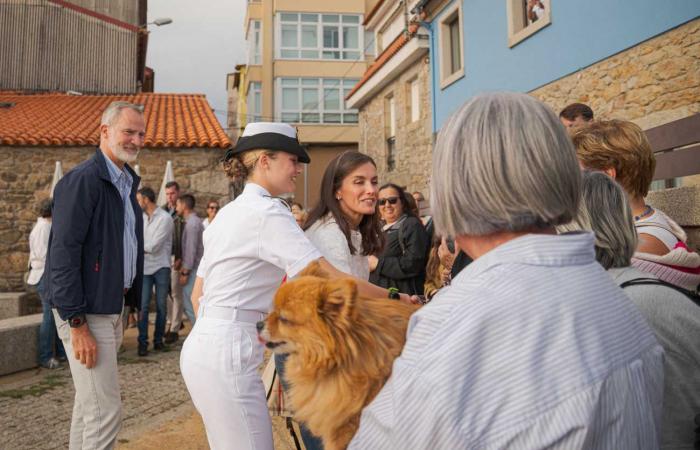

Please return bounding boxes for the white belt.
[198,303,266,324]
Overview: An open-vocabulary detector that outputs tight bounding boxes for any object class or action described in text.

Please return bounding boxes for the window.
[248,20,262,65]
[277,13,363,60]
[277,78,359,124]
[385,95,396,171]
[507,0,551,47]
[408,78,420,123]
[247,82,262,122]
[438,3,464,89]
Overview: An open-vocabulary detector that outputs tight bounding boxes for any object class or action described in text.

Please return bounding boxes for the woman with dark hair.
[304,151,383,279]
[369,183,430,295]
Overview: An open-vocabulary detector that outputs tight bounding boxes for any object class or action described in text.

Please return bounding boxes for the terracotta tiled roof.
[0,92,231,149]
[346,24,418,100]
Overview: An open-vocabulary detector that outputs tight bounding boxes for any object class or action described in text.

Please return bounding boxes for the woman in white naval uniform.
[180,123,413,450]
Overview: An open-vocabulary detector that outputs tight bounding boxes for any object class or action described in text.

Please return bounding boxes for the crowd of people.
[29,94,700,450]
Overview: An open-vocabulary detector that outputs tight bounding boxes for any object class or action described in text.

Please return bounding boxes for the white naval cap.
[224,122,310,163]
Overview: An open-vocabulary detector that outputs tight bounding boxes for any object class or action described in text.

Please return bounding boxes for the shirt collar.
[243,182,272,197]
[103,151,130,185]
[454,232,596,283]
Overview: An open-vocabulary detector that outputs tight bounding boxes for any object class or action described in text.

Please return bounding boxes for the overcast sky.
[146,0,246,128]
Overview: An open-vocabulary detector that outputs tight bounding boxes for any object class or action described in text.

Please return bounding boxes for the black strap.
[620,278,700,306]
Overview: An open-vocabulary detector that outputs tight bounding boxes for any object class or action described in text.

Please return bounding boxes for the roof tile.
[0,92,231,149]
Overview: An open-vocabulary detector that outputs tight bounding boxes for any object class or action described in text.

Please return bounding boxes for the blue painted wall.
[429,0,700,131]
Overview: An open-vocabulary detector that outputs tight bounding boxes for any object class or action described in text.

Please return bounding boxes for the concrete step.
[0,292,41,320]
[0,313,42,376]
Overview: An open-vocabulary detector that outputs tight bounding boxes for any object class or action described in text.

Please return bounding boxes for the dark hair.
[165,181,180,191]
[38,198,53,218]
[378,183,418,218]
[304,151,384,256]
[138,186,156,203]
[178,194,195,210]
[559,103,594,121]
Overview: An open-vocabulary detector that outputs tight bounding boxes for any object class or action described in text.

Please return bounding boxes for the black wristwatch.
[68,314,87,328]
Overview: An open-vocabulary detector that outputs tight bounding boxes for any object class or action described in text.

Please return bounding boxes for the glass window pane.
[301,25,317,47]
[282,24,298,47]
[322,51,340,59]
[322,14,339,23]
[280,13,298,22]
[302,89,318,110]
[281,49,299,58]
[301,13,317,22]
[324,89,340,110]
[343,26,358,49]
[281,78,298,86]
[344,79,359,87]
[254,92,261,116]
[343,113,358,123]
[323,26,339,48]
[300,50,319,58]
[301,78,318,86]
[281,113,300,123]
[449,18,461,74]
[323,78,340,87]
[342,51,360,60]
[254,21,261,30]
[302,113,320,123]
[323,113,341,123]
[342,15,359,24]
[282,88,299,110]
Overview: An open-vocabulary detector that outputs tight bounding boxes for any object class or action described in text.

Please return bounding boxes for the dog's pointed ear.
[319,278,357,320]
[298,260,330,279]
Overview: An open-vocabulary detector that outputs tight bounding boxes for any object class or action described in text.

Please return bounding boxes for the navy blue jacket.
[46,149,144,320]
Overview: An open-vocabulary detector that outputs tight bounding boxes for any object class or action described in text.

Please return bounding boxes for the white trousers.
[54,309,123,450]
[180,312,273,450]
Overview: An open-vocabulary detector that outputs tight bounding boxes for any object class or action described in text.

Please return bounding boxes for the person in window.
[527,0,545,23]
[369,183,430,295]
[573,119,700,291]
[558,170,700,449]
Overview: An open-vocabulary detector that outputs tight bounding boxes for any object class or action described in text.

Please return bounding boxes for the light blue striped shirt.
[350,232,664,450]
[104,153,137,289]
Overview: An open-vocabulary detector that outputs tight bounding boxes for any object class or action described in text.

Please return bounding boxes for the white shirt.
[197,183,322,313]
[202,217,212,229]
[305,214,369,280]
[143,207,174,275]
[351,232,664,449]
[27,217,51,285]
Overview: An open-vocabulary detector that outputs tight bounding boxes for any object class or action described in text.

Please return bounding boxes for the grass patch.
[0,373,67,399]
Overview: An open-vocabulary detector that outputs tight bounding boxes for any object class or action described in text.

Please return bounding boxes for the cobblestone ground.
[0,323,300,450]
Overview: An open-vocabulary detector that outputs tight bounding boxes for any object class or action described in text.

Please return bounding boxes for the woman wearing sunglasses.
[202,201,219,229]
[369,183,430,295]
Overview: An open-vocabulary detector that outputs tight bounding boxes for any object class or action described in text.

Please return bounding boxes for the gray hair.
[558,171,637,269]
[431,92,580,237]
[100,101,144,126]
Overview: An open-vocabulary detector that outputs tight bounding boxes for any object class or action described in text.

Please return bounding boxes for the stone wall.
[0,146,230,292]
[358,54,433,196]
[530,19,700,130]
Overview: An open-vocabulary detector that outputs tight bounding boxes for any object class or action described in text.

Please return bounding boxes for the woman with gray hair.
[560,170,700,449]
[349,93,664,449]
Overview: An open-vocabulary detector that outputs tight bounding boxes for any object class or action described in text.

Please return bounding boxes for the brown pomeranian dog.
[257,261,418,450]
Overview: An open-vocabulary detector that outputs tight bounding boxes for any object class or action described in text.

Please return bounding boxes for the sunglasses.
[378,197,399,206]
[207,205,219,210]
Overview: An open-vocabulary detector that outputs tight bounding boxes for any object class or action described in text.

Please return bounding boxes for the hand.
[179,273,189,286]
[368,255,379,272]
[70,324,98,368]
[399,293,421,305]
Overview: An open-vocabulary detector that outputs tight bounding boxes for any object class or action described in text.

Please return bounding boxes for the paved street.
[0,323,300,450]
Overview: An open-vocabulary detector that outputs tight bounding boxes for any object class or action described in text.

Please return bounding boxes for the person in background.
[369,183,430,295]
[573,119,700,291]
[559,102,594,131]
[136,186,173,357]
[351,92,663,449]
[176,194,203,326]
[46,101,144,449]
[291,201,307,228]
[202,200,219,229]
[412,191,434,239]
[527,0,545,23]
[29,198,66,369]
[559,170,700,449]
[163,181,185,344]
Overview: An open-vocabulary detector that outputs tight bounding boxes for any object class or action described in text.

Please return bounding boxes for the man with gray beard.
[45,101,145,449]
